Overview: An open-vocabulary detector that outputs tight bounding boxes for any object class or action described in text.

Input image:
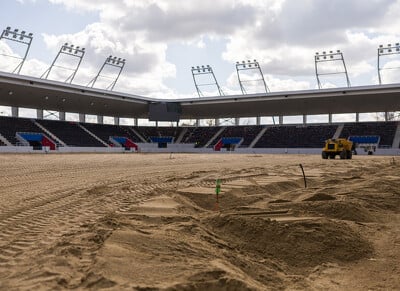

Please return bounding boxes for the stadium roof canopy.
[0,71,399,120]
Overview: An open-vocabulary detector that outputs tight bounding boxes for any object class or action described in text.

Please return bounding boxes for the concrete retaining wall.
[0,145,399,155]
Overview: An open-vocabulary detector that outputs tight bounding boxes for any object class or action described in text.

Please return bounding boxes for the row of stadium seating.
[37,119,105,147]
[138,126,182,143]
[82,122,141,144]
[254,125,338,148]
[341,122,397,147]
[0,116,398,148]
[0,116,44,145]
[181,126,222,147]
[209,125,265,148]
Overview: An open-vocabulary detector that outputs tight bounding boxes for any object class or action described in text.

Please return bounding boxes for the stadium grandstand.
[0,26,400,155]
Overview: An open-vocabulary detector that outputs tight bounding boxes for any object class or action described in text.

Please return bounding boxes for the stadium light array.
[315,50,351,89]
[236,59,259,69]
[191,64,224,97]
[377,43,400,85]
[41,42,86,83]
[236,59,269,94]
[62,43,86,56]
[191,65,212,73]
[106,55,126,66]
[87,55,126,90]
[0,26,33,74]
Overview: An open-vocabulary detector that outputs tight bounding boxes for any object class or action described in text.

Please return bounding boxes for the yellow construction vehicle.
[322,138,354,159]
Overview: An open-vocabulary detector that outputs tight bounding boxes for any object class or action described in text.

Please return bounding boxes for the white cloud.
[4,0,400,98]
[222,0,400,87]
[15,0,37,3]
[379,60,400,84]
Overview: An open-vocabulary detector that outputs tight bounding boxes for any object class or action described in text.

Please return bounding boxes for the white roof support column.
[37,109,43,119]
[59,112,66,121]
[79,113,85,123]
[303,114,307,124]
[11,107,18,117]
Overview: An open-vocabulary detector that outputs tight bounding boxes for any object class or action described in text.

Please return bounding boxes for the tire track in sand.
[0,177,182,289]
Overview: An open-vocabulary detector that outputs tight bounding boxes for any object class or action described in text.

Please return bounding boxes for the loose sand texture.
[0,153,399,290]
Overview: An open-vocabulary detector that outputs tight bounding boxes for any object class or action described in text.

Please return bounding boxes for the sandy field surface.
[0,153,399,290]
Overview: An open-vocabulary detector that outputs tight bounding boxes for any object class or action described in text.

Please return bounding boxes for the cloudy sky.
[0,0,400,122]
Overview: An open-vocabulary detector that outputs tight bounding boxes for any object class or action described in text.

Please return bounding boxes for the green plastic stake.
[215,179,221,210]
[215,179,221,196]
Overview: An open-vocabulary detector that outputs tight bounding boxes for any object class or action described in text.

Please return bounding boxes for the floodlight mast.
[87,55,126,90]
[377,43,400,85]
[41,43,86,83]
[315,50,351,89]
[236,59,269,94]
[0,26,33,74]
[191,65,224,97]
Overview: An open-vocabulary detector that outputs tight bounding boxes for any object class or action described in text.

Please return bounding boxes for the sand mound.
[177,189,263,211]
[353,190,400,211]
[303,193,336,201]
[165,277,253,291]
[2,154,399,290]
[158,269,255,291]
[269,199,291,204]
[127,195,182,216]
[299,201,374,222]
[206,214,372,269]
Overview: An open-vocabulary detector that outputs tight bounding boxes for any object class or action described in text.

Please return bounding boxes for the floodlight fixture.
[314,50,351,89]
[236,59,270,94]
[41,42,86,83]
[0,26,33,74]
[87,55,126,90]
[191,64,224,97]
[377,42,400,84]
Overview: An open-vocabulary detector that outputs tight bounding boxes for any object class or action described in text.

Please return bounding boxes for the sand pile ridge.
[0,154,398,290]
